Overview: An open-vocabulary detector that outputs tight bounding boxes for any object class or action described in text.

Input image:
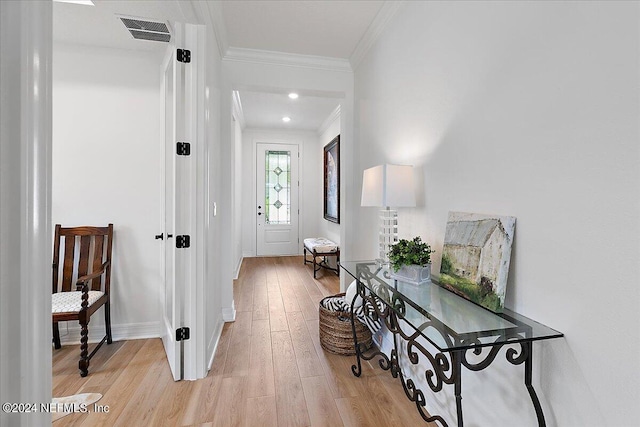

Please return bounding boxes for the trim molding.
[231,90,246,129]
[58,321,162,345]
[203,0,228,57]
[349,1,405,70]
[223,47,352,73]
[318,105,341,135]
[233,256,243,280]
[206,314,224,371]
[222,301,236,322]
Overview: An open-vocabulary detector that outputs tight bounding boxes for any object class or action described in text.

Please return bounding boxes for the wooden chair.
[52,224,113,377]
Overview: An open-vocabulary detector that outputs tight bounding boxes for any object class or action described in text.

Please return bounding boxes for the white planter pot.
[389,264,431,285]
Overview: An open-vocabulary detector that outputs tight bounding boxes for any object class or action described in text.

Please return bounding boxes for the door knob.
[167,234,173,239]
[155,233,164,240]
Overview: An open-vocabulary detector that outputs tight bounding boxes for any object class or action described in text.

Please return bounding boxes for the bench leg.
[313,251,318,278]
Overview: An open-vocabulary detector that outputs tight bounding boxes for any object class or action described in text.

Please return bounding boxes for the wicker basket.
[319,293,372,355]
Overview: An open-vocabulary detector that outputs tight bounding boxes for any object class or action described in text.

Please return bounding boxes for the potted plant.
[388,237,434,285]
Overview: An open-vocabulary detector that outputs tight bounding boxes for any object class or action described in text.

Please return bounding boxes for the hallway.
[53,256,433,426]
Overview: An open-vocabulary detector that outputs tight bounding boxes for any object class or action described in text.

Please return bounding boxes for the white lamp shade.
[361,164,416,207]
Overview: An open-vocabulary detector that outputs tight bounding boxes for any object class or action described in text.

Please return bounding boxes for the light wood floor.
[53,256,435,426]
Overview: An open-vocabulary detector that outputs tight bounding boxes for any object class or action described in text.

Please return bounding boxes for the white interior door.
[161,37,181,381]
[256,143,300,255]
[161,22,197,381]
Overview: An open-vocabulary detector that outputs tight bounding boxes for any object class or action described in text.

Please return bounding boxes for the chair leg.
[105,302,113,344]
[79,321,89,377]
[52,322,61,349]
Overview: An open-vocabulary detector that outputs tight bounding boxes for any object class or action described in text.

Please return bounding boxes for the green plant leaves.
[388,236,434,272]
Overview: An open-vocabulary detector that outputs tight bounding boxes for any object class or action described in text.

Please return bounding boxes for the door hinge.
[177,49,191,63]
[176,327,190,341]
[176,235,191,248]
[177,142,191,156]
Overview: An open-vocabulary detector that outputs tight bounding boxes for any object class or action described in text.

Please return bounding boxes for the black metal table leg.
[452,350,464,427]
[523,341,546,427]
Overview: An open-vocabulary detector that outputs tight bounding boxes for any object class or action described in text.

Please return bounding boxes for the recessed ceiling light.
[282,117,291,123]
[53,0,95,5]
[288,93,299,99]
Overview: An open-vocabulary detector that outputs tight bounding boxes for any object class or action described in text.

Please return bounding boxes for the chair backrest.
[52,224,113,294]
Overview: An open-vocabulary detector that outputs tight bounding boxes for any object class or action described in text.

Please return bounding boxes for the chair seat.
[304,237,338,254]
[52,291,105,313]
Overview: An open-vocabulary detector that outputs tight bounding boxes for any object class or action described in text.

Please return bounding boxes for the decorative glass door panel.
[265,150,291,225]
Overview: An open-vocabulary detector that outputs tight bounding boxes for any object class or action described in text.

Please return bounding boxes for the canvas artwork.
[438,211,516,313]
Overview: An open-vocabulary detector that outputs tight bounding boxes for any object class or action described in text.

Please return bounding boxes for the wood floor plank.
[266,264,289,332]
[246,319,276,398]
[209,322,233,377]
[112,354,174,427]
[275,257,302,313]
[285,258,322,321]
[301,376,344,427]
[210,376,247,427]
[252,270,270,321]
[181,374,223,425]
[223,311,252,377]
[244,396,277,427]
[271,330,311,427]
[152,376,197,427]
[77,339,163,427]
[287,311,323,378]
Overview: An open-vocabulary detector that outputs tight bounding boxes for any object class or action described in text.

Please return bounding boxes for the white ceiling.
[53,0,387,131]
[239,90,340,131]
[221,1,384,59]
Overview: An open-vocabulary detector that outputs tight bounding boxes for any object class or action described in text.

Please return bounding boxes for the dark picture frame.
[323,135,340,223]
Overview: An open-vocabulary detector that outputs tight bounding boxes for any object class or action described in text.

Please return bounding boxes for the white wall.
[353,2,639,426]
[317,113,341,244]
[52,43,164,342]
[241,128,320,256]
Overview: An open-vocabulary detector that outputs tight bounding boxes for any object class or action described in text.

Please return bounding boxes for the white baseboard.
[242,251,254,258]
[233,256,243,280]
[57,321,162,345]
[207,314,224,371]
[222,301,236,322]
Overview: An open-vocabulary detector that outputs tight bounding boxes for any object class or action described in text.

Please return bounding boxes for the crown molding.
[350,0,405,70]
[231,90,246,129]
[201,0,228,57]
[317,105,341,136]
[223,47,352,73]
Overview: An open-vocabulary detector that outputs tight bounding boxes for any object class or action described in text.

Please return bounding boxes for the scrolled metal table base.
[348,279,547,427]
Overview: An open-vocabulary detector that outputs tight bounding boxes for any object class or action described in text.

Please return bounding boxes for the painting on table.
[323,135,340,223]
[438,211,516,313]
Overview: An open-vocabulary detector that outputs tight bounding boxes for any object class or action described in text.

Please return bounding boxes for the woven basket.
[319,293,372,355]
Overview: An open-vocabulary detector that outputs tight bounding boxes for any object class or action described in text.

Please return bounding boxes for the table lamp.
[361,164,416,264]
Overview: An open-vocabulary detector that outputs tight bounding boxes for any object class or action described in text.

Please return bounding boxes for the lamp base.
[378,208,398,263]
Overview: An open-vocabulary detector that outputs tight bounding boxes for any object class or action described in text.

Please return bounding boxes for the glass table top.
[340,261,563,352]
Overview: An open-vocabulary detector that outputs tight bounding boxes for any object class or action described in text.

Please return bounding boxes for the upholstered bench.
[303,237,340,278]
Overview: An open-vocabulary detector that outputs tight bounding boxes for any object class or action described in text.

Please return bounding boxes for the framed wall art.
[323,135,340,223]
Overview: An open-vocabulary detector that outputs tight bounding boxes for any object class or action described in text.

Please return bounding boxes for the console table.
[340,261,563,427]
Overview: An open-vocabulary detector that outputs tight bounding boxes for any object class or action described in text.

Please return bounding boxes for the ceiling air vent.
[119,17,171,43]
